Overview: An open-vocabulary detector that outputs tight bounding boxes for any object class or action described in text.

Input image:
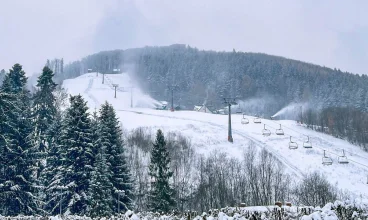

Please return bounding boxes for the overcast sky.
[1,0,367,75]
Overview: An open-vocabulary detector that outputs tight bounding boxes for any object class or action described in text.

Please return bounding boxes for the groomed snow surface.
[63,72,368,199]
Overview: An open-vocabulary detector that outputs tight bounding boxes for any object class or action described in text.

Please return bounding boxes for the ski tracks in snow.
[84,78,100,108]
[118,109,306,179]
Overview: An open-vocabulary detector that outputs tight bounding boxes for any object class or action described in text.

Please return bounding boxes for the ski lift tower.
[224,98,237,143]
[127,86,134,108]
[168,85,178,112]
[112,84,119,98]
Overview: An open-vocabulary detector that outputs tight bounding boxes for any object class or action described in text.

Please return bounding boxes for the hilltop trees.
[62,45,368,115]
[60,46,368,149]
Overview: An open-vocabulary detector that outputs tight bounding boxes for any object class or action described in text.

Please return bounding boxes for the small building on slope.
[194,105,212,113]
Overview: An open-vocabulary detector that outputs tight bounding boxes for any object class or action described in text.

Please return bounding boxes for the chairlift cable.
[267,118,368,161]
[268,119,368,161]
[259,116,368,169]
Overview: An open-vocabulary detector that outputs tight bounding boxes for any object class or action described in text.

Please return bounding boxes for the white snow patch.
[63,72,368,198]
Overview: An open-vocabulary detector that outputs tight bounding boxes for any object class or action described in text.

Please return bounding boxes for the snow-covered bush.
[2,200,368,220]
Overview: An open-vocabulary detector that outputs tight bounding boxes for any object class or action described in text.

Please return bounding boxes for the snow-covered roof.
[194,105,202,111]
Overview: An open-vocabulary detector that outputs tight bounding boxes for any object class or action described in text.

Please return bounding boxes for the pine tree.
[87,110,113,217]
[99,102,133,213]
[42,111,63,214]
[33,66,57,152]
[46,95,95,215]
[60,58,64,74]
[89,111,114,217]
[33,66,57,141]
[45,59,50,68]
[32,66,58,210]
[89,145,113,217]
[0,69,5,86]
[148,129,175,213]
[0,64,41,216]
[355,88,365,111]
[0,92,18,209]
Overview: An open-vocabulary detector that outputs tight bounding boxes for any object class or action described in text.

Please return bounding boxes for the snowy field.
[63,72,368,198]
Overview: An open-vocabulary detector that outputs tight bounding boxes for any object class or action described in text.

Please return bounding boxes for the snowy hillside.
[63,72,368,198]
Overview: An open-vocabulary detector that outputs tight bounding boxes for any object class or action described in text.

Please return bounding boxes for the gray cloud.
[0,0,367,75]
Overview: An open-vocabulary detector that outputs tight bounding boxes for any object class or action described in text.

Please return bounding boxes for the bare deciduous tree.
[293,171,338,207]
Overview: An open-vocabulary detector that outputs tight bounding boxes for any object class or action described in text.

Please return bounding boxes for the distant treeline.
[60,44,368,116]
[302,107,368,151]
[55,45,368,149]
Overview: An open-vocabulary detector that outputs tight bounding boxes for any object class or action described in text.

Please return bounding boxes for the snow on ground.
[62,72,160,109]
[63,72,368,198]
[7,200,368,219]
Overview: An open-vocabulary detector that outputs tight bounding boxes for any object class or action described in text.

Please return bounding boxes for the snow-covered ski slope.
[63,72,368,197]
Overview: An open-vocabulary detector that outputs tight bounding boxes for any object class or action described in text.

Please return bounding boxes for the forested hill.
[62,44,368,115]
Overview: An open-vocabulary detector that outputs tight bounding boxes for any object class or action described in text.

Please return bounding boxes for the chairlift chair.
[241,114,249,124]
[303,136,312,148]
[289,136,298,149]
[275,124,284,135]
[262,124,271,136]
[338,150,349,164]
[322,150,333,165]
[254,117,261,124]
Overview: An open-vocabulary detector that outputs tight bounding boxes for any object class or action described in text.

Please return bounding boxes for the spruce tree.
[42,111,63,214]
[99,102,133,213]
[87,110,113,217]
[60,58,64,74]
[148,129,175,213]
[89,145,113,217]
[33,66,57,153]
[0,92,17,212]
[46,95,95,215]
[0,69,5,86]
[33,66,58,196]
[0,64,40,215]
[90,119,114,216]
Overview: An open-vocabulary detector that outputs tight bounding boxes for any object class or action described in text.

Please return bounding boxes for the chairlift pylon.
[303,136,312,148]
[262,124,271,136]
[322,150,333,165]
[241,113,249,124]
[275,124,284,135]
[338,149,349,164]
[289,136,298,149]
